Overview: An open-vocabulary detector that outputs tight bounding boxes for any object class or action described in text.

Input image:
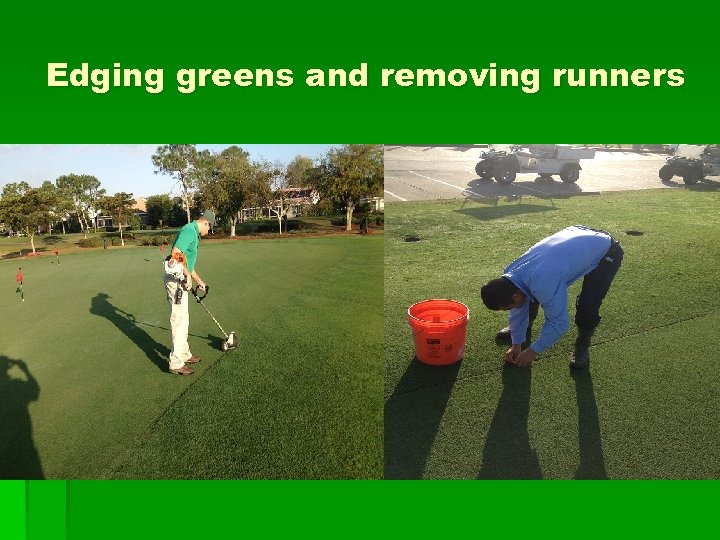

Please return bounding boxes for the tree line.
[152,143,383,236]
[0,175,136,252]
[0,144,384,252]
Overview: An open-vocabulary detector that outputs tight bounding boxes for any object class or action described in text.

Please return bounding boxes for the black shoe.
[495,326,512,344]
[570,328,594,369]
[570,347,590,369]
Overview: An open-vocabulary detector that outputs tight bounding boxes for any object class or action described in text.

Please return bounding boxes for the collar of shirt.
[503,273,535,303]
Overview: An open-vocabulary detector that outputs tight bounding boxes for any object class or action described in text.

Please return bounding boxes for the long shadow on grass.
[572,368,608,479]
[0,355,44,479]
[456,202,558,222]
[90,293,169,373]
[2,247,49,260]
[384,358,461,479]
[466,177,585,200]
[478,363,542,479]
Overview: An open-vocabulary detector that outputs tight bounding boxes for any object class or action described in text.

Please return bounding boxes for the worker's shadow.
[479,363,542,479]
[90,293,169,373]
[384,357,461,479]
[0,355,45,478]
[572,368,608,479]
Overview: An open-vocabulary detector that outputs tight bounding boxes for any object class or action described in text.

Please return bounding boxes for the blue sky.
[0,144,335,198]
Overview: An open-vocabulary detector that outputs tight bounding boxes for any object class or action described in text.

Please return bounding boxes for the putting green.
[1,235,382,479]
[385,188,720,479]
[386,311,720,479]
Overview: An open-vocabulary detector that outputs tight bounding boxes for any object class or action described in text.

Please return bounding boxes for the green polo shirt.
[173,221,201,272]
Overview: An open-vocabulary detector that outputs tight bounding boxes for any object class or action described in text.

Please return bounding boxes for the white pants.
[164,274,193,370]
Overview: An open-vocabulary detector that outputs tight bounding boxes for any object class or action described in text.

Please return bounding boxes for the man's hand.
[191,270,206,291]
[505,344,522,364]
[513,348,538,367]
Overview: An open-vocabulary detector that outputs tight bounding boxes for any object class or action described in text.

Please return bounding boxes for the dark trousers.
[574,240,624,331]
[529,298,540,324]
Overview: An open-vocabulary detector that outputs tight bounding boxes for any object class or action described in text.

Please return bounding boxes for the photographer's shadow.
[384,357,461,479]
[572,368,608,479]
[479,363,542,479]
[90,293,169,372]
[1,356,44,478]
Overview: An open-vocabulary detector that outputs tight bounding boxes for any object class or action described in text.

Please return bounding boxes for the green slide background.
[0,5,717,142]
[2,0,720,537]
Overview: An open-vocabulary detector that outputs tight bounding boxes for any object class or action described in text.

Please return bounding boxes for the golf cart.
[658,144,720,185]
[475,144,596,185]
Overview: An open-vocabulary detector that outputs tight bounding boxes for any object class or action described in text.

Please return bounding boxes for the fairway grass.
[1,235,382,479]
[385,187,720,479]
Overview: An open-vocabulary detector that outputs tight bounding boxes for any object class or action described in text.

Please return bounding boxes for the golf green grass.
[1,234,382,479]
[385,187,720,479]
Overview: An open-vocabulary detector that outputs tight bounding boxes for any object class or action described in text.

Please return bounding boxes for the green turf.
[384,187,720,479]
[0,235,382,479]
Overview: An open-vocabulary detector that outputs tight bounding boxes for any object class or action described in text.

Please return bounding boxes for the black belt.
[606,238,621,257]
[586,227,620,254]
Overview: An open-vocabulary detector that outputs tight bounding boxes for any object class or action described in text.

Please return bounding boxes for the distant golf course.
[385,186,720,479]
[1,233,383,479]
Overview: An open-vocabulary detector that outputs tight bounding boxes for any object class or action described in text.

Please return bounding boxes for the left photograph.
[0,144,384,479]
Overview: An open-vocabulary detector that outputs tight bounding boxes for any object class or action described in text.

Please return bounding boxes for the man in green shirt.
[164,211,215,375]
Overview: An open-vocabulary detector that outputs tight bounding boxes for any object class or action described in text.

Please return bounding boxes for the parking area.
[384,145,681,202]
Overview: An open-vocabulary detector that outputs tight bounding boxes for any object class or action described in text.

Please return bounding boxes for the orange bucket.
[407,299,469,366]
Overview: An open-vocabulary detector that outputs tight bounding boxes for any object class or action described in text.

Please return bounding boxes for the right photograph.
[384,144,720,479]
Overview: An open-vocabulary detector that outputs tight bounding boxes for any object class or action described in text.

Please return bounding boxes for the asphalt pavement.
[384,145,684,202]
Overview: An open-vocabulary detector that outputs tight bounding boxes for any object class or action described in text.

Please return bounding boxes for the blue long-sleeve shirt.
[503,225,611,354]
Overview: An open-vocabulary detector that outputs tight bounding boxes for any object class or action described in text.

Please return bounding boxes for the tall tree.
[168,197,187,227]
[268,165,293,235]
[311,145,384,231]
[37,181,61,234]
[145,194,173,229]
[152,145,197,224]
[0,182,31,238]
[101,192,135,247]
[56,174,105,239]
[285,155,314,187]
[197,147,257,237]
[190,148,217,204]
[248,160,274,221]
[0,182,56,254]
[1,181,32,199]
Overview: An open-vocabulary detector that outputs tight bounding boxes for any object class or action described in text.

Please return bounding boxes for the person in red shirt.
[16,268,24,301]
